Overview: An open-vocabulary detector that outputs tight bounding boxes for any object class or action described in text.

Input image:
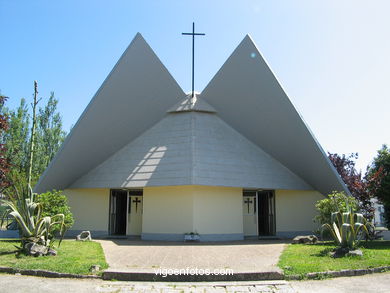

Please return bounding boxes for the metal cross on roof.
[182,22,205,98]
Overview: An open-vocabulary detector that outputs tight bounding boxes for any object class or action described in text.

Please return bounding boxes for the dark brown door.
[257,191,275,236]
[109,190,128,235]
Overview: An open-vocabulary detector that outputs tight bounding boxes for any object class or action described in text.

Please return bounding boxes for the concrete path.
[1,272,390,292]
[97,240,286,274]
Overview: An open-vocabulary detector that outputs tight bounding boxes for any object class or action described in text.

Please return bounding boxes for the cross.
[182,22,205,98]
[132,197,141,213]
[244,198,253,214]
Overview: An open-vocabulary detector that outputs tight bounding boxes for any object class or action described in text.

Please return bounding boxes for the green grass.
[278,240,390,278]
[0,240,108,275]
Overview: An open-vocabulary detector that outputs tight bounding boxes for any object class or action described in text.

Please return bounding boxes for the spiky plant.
[1,186,66,253]
[321,208,371,249]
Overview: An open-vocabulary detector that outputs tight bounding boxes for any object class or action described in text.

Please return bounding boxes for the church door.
[257,191,276,236]
[243,191,257,236]
[127,190,143,235]
[243,190,276,237]
[109,190,128,235]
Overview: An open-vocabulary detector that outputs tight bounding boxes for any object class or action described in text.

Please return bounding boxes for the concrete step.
[102,269,284,282]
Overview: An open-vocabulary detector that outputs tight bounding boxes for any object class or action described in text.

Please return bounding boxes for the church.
[35,32,348,241]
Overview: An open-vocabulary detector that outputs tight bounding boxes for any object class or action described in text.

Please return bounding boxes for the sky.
[1,0,389,172]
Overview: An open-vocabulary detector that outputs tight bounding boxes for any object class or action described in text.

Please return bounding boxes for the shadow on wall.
[121,146,168,187]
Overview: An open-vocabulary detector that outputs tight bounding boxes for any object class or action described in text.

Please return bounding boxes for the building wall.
[275,189,324,238]
[142,186,194,234]
[192,186,243,234]
[61,187,324,240]
[63,188,109,235]
[142,185,243,241]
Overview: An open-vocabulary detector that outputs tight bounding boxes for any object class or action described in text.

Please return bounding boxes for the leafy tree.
[367,145,390,228]
[1,98,30,192]
[0,90,66,188]
[328,152,376,219]
[36,190,74,233]
[2,98,30,173]
[0,95,10,191]
[34,92,66,181]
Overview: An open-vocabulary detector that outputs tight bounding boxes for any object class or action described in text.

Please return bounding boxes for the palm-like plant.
[1,186,66,253]
[321,208,371,250]
[0,82,66,255]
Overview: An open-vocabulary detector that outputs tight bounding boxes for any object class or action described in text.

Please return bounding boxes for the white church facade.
[35,33,348,241]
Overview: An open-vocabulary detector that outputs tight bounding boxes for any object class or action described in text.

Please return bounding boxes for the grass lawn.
[0,240,108,275]
[278,240,390,278]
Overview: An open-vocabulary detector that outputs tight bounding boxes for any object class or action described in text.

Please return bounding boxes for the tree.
[1,98,30,175]
[0,87,67,188]
[0,95,10,191]
[328,152,374,219]
[367,145,390,228]
[0,98,30,196]
[34,92,66,181]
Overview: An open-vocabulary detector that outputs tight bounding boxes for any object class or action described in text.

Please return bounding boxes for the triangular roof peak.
[201,34,348,195]
[167,93,216,113]
[35,32,184,193]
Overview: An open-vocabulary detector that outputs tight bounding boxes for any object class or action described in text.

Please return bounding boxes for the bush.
[36,190,74,234]
[314,191,359,226]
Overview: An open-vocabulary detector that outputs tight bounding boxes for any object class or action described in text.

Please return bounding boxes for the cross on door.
[244,197,253,214]
[132,197,141,213]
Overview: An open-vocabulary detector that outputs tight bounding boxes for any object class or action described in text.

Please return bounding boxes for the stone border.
[287,266,390,280]
[0,265,389,281]
[0,266,100,279]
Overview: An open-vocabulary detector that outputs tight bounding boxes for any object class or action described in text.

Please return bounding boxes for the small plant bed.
[0,240,108,275]
[278,241,390,279]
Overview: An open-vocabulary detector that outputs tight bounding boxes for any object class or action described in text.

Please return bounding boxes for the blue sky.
[1,0,389,171]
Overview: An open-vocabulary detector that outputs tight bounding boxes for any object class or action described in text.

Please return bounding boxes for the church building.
[35,33,348,241]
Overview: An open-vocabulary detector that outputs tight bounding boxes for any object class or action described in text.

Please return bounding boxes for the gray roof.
[35,33,184,193]
[71,94,311,190]
[35,33,348,195]
[201,35,348,195]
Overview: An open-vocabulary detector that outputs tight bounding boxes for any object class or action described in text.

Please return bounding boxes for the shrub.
[315,191,359,226]
[36,190,74,234]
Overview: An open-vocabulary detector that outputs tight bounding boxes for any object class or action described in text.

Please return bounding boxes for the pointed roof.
[35,33,348,195]
[35,33,185,193]
[201,35,348,195]
[70,99,311,190]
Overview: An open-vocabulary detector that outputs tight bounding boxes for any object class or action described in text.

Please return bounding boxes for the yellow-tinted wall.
[142,186,194,233]
[275,190,324,232]
[64,188,109,231]
[142,185,243,235]
[193,186,242,234]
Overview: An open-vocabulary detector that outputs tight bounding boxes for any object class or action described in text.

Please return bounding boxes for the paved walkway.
[1,272,390,292]
[97,240,287,274]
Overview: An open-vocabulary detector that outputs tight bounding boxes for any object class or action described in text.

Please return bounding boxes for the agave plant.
[0,186,66,254]
[321,208,371,249]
